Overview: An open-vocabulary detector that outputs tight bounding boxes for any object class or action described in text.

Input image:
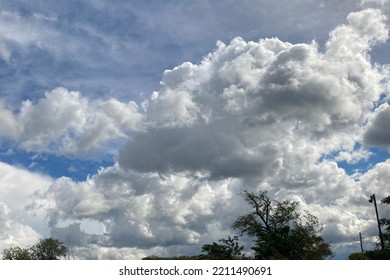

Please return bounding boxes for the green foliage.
[233,190,333,260]
[348,252,369,260]
[143,237,248,260]
[30,238,68,260]
[2,246,32,260]
[381,196,390,205]
[201,236,246,260]
[359,249,390,260]
[2,238,68,260]
[349,195,390,260]
[380,195,390,249]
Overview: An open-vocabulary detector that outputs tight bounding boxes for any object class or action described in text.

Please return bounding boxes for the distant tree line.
[2,238,68,260]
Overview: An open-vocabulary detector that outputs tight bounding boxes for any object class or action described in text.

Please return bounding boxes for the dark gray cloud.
[364,104,390,147]
[118,123,282,180]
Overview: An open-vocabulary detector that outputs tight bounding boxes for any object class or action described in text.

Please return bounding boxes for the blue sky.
[1,0,390,260]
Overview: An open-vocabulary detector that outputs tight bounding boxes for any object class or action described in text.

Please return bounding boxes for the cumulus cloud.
[120,8,388,178]
[364,104,390,148]
[40,159,388,258]
[21,8,389,259]
[0,162,52,255]
[42,164,237,251]
[1,7,388,260]
[334,148,372,164]
[0,87,144,157]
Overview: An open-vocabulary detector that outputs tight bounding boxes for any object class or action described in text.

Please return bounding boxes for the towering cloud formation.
[1,8,390,259]
[119,8,388,179]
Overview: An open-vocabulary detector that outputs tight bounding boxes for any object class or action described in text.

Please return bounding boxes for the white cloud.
[2,8,390,260]
[0,162,52,256]
[0,101,18,138]
[0,87,144,157]
[359,160,390,197]
[0,162,52,212]
[41,165,237,251]
[47,177,109,221]
[38,158,390,258]
[115,8,390,257]
[334,148,372,164]
[120,9,388,179]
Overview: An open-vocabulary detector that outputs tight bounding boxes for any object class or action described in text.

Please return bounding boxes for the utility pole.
[67,237,75,260]
[359,232,364,255]
[369,194,385,250]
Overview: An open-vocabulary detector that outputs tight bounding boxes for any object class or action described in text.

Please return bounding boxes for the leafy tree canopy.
[348,252,369,260]
[2,246,31,260]
[30,238,68,260]
[380,195,390,250]
[201,236,247,260]
[357,195,390,259]
[2,238,68,260]
[232,190,333,260]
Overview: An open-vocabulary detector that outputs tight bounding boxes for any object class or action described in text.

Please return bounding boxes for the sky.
[1,0,390,260]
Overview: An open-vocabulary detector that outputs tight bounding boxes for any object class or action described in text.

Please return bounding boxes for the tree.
[30,238,68,260]
[232,190,333,260]
[348,195,390,260]
[2,238,68,260]
[143,236,247,260]
[2,246,31,260]
[201,236,246,259]
[363,249,390,260]
[348,252,369,260]
[360,195,390,259]
[379,195,390,249]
